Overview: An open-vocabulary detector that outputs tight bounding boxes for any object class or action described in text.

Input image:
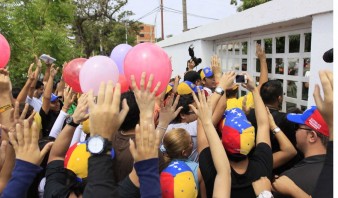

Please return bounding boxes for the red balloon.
[0,33,11,68]
[63,58,87,93]
[119,74,130,93]
[124,43,172,96]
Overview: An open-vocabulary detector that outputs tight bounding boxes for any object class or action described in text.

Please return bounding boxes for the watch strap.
[67,117,79,128]
[272,127,281,135]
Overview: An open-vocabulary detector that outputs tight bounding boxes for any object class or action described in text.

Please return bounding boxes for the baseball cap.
[64,142,90,179]
[166,83,174,94]
[177,81,203,95]
[160,160,198,198]
[219,108,255,155]
[200,67,214,79]
[51,93,61,102]
[287,106,329,137]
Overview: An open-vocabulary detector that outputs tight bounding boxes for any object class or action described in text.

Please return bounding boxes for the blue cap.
[200,67,214,79]
[50,93,60,102]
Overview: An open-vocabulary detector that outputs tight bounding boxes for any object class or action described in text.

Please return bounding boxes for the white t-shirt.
[26,96,42,112]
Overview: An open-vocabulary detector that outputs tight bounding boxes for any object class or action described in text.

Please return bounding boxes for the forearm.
[202,122,230,177]
[16,79,33,104]
[211,94,226,126]
[48,125,76,163]
[197,120,209,154]
[56,80,65,97]
[258,57,268,90]
[134,158,161,198]
[252,88,270,146]
[42,76,54,113]
[70,125,83,147]
[43,66,51,85]
[1,159,42,198]
[49,110,68,138]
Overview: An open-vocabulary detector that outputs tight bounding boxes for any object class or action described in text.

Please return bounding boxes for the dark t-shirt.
[39,108,59,138]
[246,108,302,175]
[274,154,326,198]
[199,143,273,198]
[44,160,79,198]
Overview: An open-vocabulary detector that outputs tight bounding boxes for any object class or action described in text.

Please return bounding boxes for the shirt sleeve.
[1,159,42,198]
[70,125,83,147]
[49,110,68,138]
[83,155,119,198]
[252,143,273,179]
[117,176,140,198]
[134,158,161,198]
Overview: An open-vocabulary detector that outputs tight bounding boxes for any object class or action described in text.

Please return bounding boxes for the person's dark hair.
[119,91,140,131]
[172,94,194,123]
[184,71,201,85]
[260,80,283,104]
[316,131,329,147]
[226,87,238,98]
[35,80,44,89]
[287,107,303,114]
[12,87,21,99]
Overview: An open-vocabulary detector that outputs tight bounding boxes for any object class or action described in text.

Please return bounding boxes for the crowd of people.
[0,44,333,198]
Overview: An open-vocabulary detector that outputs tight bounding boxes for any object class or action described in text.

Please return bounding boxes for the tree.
[73,0,141,57]
[0,0,80,87]
[230,0,271,11]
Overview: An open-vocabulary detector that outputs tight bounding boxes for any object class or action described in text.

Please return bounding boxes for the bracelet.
[157,126,167,131]
[0,104,12,113]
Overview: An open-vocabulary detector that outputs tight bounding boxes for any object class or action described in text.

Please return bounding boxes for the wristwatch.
[86,135,113,155]
[272,127,281,135]
[257,190,274,198]
[66,116,79,128]
[214,86,225,96]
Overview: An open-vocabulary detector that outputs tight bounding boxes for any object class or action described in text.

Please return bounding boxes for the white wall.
[158,40,214,78]
[307,12,333,107]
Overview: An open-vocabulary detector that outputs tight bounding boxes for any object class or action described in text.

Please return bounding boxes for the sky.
[124,0,238,38]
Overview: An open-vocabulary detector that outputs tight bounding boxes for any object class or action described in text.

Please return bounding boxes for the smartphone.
[39,54,56,64]
[235,75,247,84]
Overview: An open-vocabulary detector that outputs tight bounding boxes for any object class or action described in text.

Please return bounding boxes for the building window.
[140,26,144,30]
[216,29,311,112]
[140,34,145,37]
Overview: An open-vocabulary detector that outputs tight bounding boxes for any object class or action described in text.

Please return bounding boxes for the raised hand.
[313,70,333,137]
[49,64,59,78]
[240,72,256,92]
[130,72,160,120]
[72,93,89,124]
[256,43,266,60]
[218,71,236,90]
[8,120,53,165]
[190,88,212,125]
[158,94,182,127]
[88,81,129,140]
[62,86,76,112]
[129,121,160,162]
[12,102,36,127]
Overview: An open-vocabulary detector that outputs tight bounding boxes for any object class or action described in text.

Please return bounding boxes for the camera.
[234,75,247,84]
[188,45,202,67]
[322,48,333,63]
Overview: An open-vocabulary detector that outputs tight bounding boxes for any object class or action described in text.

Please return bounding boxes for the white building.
[157,0,333,112]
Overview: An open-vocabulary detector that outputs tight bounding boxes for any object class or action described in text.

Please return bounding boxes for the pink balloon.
[79,56,119,95]
[118,74,130,93]
[0,33,11,68]
[124,43,172,96]
[63,58,87,93]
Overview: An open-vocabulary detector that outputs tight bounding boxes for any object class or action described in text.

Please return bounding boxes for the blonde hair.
[161,128,192,171]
